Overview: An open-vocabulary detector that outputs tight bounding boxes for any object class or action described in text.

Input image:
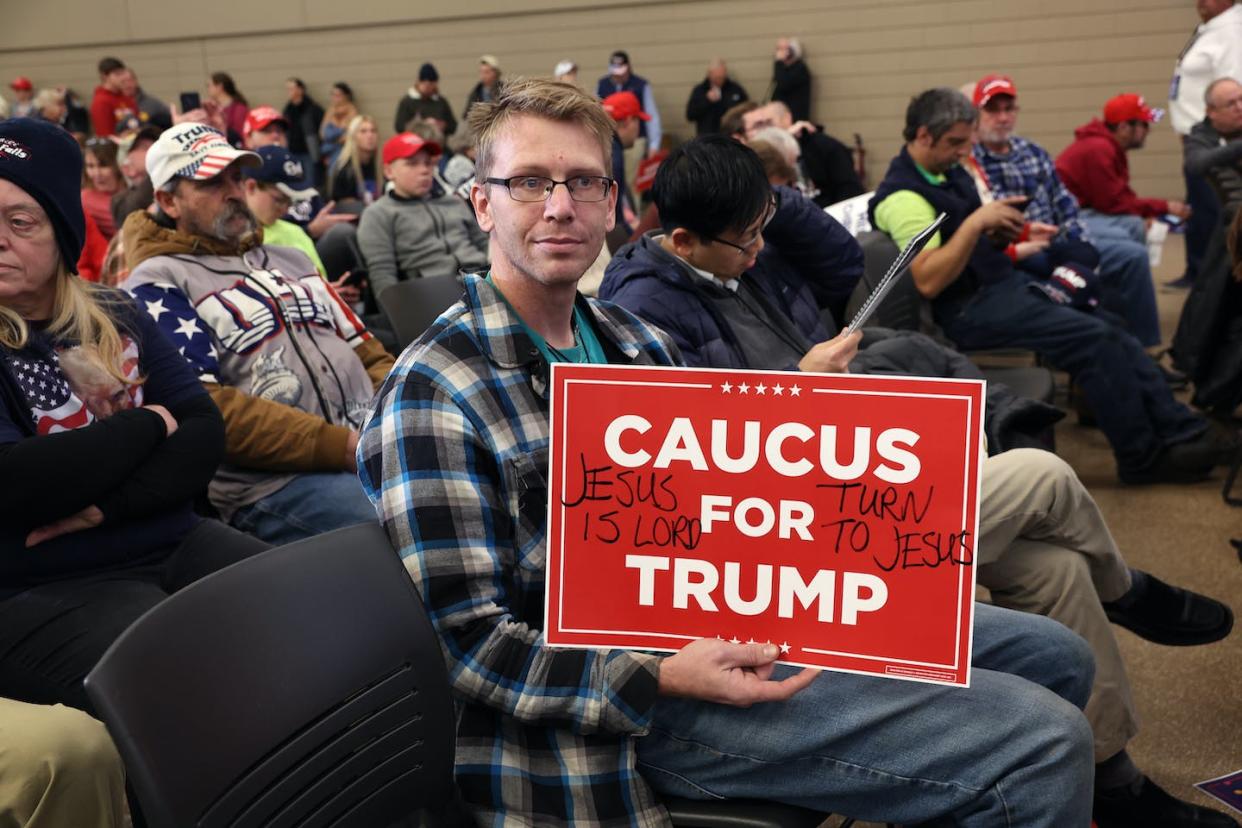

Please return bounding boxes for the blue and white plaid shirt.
[358,273,682,826]
[973,136,1091,242]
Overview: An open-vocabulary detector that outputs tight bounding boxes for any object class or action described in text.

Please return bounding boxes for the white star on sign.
[173,317,202,341]
[779,641,791,654]
[145,298,168,321]
[720,381,733,393]
[772,383,785,395]
[729,636,741,645]
[746,637,756,645]
[755,383,767,395]
[738,382,750,394]
[789,385,801,397]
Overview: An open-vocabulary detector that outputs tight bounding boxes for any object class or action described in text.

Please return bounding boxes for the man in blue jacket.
[600,134,861,372]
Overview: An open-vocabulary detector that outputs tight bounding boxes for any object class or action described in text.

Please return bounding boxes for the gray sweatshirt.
[356,191,489,300]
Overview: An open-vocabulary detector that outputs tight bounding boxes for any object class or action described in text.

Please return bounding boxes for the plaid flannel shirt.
[972,136,1091,242]
[358,274,681,827]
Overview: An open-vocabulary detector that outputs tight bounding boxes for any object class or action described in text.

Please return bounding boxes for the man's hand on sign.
[658,638,819,707]
[798,329,862,374]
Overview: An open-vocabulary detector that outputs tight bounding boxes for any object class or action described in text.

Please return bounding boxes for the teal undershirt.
[486,273,609,365]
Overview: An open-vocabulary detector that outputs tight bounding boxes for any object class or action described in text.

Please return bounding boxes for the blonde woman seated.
[0,118,267,714]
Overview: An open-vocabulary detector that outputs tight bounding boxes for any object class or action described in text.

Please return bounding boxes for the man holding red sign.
[358,78,1096,827]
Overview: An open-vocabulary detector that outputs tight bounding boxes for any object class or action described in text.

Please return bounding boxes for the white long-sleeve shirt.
[1170,2,1242,135]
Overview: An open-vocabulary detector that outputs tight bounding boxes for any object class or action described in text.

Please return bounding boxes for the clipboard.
[846,213,948,334]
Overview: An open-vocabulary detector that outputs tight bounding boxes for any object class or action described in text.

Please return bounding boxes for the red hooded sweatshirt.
[89,85,138,137]
[1054,118,1168,218]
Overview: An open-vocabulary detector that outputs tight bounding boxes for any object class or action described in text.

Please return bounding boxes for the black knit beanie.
[0,118,86,273]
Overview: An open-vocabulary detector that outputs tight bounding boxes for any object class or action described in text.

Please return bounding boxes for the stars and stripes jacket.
[121,211,393,519]
[357,274,682,826]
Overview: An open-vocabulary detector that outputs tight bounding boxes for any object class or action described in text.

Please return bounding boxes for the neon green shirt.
[871,161,946,251]
[262,219,326,277]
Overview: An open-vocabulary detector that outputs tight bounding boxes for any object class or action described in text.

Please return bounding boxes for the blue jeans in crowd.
[1080,210,1146,246]
[230,471,378,545]
[637,602,1096,827]
[1094,236,1161,347]
[934,274,1206,476]
[1017,235,1161,347]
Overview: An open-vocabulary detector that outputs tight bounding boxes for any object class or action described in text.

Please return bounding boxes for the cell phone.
[330,200,366,216]
[343,268,368,288]
[179,92,201,113]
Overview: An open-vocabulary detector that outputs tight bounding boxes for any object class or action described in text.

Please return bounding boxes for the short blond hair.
[466,77,615,180]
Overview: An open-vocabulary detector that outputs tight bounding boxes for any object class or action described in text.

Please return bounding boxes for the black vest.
[868,146,1014,306]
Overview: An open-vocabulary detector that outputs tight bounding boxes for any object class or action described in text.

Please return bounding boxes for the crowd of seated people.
[0,32,1238,828]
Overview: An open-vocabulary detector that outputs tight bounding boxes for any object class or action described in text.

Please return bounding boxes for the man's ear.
[666,227,697,257]
[154,186,180,220]
[914,125,933,148]
[470,180,494,233]
[603,177,617,234]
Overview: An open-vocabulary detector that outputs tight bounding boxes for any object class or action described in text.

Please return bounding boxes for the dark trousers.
[936,274,1206,475]
[1183,137,1221,283]
[0,519,269,714]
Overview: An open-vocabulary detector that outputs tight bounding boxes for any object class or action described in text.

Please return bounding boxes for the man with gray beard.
[120,123,393,544]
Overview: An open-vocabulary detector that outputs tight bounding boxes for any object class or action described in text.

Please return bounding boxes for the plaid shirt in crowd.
[358,274,681,827]
[972,136,1091,242]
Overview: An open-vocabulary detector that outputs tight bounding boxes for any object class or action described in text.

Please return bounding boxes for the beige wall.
[0,0,1195,196]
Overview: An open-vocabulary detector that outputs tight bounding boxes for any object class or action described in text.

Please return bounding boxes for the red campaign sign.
[544,364,986,687]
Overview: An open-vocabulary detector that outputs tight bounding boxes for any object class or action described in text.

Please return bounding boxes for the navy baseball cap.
[244,145,316,201]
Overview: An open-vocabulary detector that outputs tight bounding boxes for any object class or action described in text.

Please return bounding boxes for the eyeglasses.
[707,199,777,256]
[484,175,614,203]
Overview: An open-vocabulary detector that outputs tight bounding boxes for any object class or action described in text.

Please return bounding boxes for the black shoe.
[1102,571,1233,646]
[1154,358,1190,389]
[1119,442,1215,485]
[1095,776,1239,827]
[1163,275,1195,290]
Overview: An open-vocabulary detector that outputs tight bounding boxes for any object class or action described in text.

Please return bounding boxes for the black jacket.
[1184,117,1242,215]
[685,77,748,135]
[772,59,812,122]
[283,97,326,161]
[799,128,864,207]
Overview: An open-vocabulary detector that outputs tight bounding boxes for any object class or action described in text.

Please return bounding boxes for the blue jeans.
[1080,210,1145,246]
[637,603,1095,827]
[230,472,377,545]
[935,274,1206,475]
[1094,236,1161,347]
[1015,237,1159,346]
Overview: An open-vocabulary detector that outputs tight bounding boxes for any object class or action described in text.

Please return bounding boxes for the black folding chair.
[314,223,364,282]
[377,276,467,352]
[84,523,455,828]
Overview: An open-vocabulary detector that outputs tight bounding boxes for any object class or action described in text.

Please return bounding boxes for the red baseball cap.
[973,74,1017,108]
[602,91,650,122]
[1103,93,1164,125]
[243,106,288,137]
[9,76,32,92]
[382,133,442,165]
